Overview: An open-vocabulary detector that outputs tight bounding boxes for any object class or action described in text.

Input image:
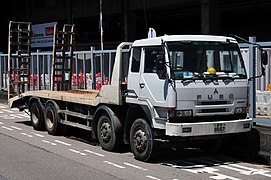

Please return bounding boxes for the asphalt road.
[0,103,271,180]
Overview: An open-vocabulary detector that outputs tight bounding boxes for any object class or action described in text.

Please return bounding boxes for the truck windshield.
[167,41,247,80]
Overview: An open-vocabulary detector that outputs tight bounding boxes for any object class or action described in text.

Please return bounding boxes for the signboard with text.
[31,22,57,48]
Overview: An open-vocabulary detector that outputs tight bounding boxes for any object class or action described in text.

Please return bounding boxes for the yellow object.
[267,84,271,91]
[207,67,216,75]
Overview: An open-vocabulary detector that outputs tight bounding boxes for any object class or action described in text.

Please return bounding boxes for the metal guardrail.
[0,41,269,91]
[0,48,130,91]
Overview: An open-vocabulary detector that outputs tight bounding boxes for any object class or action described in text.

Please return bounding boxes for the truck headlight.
[176,110,193,117]
[234,107,246,114]
[168,109,193,118]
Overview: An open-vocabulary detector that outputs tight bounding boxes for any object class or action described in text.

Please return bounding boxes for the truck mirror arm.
[229,34,268,79]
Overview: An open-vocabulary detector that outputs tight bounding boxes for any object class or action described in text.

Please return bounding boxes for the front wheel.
[129,118,157,162]
[97,114,123,151]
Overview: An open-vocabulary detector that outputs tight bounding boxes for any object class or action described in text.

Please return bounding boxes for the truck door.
[139,47,168,106]
[127,47,142,98]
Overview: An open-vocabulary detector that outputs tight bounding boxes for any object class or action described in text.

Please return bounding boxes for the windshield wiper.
[220,76,234,82]
[203,76,218,84]
[181,79,195,86]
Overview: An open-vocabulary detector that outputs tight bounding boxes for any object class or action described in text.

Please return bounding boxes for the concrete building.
[1,0,271,51]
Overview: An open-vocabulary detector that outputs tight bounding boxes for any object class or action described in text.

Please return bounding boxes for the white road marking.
[3,116,14,119]
[0,122,3,124]
[123,162,147,171]
[21,132,33,138]
[84,150,105,157]
[0,106,8,108]
[16,114,30,118]
[69,149,80,153]
[0,111,3,113]
[55,140,71,146]
[209,173,241,180]
[146,175,161,180]
[2,126,13,130]
[220,165,252,175]
[10,126,22,130]
[10,114,24,119]
[42,140,57,146]
[69,149,86,156]
[162,161,205,169]
[31,132,44,137]
[227,164,271,177]
[103,161,126,169]
[183,167,240,180]
[2,109,14,113]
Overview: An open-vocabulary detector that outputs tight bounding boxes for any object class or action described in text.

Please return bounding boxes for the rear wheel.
[30,101,45,131]
[44,103,61,135]
[97,114,123,151]
[130,118,157,162]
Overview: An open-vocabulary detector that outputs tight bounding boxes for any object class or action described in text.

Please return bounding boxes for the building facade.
[1,0,271,51]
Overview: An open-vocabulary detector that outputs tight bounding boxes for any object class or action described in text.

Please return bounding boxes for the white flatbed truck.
[9,34,257,162]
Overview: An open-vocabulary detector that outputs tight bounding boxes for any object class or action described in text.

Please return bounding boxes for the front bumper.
[166,118,252,137]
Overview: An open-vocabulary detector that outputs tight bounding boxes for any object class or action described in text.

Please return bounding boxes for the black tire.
[30,101,45,131]
[44,103,61,135]
[97,114,122,151]
[129,118,157,162]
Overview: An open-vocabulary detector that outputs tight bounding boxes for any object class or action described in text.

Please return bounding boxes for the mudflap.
[8,96,28,111]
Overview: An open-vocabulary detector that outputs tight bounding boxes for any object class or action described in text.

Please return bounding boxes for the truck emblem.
[214,88,218,94]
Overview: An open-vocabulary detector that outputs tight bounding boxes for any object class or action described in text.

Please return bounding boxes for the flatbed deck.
[9,89,100,107]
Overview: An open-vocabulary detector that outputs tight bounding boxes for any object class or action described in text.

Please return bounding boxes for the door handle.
[139,83,145,89]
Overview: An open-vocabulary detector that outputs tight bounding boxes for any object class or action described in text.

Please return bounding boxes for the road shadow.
[15,120,32,127]
[63,126,130,153]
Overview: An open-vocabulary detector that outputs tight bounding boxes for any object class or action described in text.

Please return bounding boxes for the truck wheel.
[130,118,157,162]
[45,103,60,135]
[97,114,122,151]
[30,101,45,131]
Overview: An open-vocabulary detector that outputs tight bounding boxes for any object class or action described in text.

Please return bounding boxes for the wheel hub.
[46,111,54,129]
[133,129,147,152]
[32,110,39,124]
[100,122,111,143]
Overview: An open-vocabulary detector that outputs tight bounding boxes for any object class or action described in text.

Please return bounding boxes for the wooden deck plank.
[10,89,100,106]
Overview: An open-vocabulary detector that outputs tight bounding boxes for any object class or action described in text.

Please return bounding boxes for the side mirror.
[261,50,268,65]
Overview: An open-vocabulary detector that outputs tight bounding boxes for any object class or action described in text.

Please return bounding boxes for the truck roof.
[132,34,238,47]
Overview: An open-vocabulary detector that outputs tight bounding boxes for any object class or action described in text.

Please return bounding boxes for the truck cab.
[126,35,252,160]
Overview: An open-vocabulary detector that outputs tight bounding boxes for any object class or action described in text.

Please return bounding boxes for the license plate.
[214,123,226,133]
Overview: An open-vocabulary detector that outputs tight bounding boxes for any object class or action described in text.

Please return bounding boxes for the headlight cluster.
[168,109,193,118]
[234,107,247,114]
